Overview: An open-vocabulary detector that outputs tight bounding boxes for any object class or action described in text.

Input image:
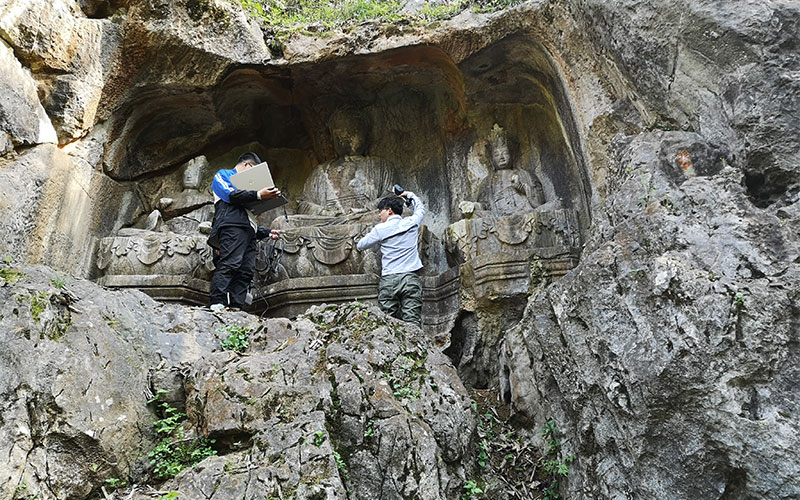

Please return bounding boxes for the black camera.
[393,184,412,206]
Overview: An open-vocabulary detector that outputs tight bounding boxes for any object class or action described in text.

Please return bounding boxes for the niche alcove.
[94,32,591,336]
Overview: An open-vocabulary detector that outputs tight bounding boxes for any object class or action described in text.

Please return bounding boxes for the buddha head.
[487,123,512,171]
[329,109,368,157]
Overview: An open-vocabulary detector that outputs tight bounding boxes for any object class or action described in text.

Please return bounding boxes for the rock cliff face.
[1,0,798,499]
[0,267,472,499]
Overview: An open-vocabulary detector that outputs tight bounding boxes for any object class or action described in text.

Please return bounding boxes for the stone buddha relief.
[95,156,216,296]
[476,124,544,216]
[265,109,399,280]
[445,124,578,265]
[276,109,393,228]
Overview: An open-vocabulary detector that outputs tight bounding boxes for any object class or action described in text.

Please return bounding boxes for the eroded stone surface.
[0,267,474,500]
[0,0,798,498]
[156,303,473,500]
[0,0,122,142]
[500,132,800,499]
[0,40,57,149]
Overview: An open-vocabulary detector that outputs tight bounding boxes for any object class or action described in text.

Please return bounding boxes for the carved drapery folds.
[445,210,580,262]
[257,223,378,280]
[445,210,580,304]
[96,230,212,272]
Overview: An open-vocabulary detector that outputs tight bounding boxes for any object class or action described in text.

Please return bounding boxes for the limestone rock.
[578,0,799,205]
[0,267,474,500]
[0,0,798,498]
[0,144,142,276]
[0,0,123,142]
[102,0,272,179]
[0,266,157,500]
[0,40,57,149]
[500,132,800,499]
[161,303,473,499]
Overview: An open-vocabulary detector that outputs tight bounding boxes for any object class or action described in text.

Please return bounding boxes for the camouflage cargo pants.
[378,272,423,326]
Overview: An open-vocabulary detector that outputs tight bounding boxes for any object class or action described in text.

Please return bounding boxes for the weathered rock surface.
[489,2,800,498]
[0,0,798,498]
[0,0,123,142]
[0,40,57,151]
[0,144,141,276]
[0,267,473,500]
[0,265,231,499]
[500,135,800,499]
[143,303,473,500]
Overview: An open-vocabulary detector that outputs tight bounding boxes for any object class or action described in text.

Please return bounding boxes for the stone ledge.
[461,246,579,302]
[96,274,210,305]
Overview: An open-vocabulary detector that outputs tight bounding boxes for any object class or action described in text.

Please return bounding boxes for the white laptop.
[229,161,288,215]
[230,161,275,191]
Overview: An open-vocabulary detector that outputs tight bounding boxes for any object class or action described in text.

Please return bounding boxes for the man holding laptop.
[207,152,283,311]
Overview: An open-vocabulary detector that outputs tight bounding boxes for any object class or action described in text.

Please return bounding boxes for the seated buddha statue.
[266,110,396,279]
[275,109,393,230]
[476,124,544,215]
[445,124,576,264]
[95,155,215,297]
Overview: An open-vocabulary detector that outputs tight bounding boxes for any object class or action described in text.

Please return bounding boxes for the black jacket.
[207,189,270,249]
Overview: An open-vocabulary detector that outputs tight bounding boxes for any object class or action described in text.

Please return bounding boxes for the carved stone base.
[96,274,210,305]
[94,229,214,305]
[259,223,380,279]
[250,268,460,339]
[445,209,580,263]
[460,247,579,306]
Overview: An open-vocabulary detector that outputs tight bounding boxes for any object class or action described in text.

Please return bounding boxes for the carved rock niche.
[95,33,591,333]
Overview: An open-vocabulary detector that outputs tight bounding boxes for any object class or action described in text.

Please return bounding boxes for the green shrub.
[148,392,217,480]
[51,276,67,289]
[104,477,127,490]
[539,419,574,499]
[220,324,251,352]
[236,0,524,37]
[0,266,23,284]
[462,479,484,499]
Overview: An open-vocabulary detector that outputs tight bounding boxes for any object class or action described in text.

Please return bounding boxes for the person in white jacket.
[356,191,426,325]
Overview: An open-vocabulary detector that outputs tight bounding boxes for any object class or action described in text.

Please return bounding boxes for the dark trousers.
[378,272,423,326]
[209,226,257,307]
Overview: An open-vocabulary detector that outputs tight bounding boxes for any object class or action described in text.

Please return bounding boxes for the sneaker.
[209,303,225,312]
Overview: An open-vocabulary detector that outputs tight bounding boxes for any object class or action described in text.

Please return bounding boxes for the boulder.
[500,132,800,499]
[0,267,474,500]
[0,40,57,150]
[0,0,123,142]
[157,303,473,499]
